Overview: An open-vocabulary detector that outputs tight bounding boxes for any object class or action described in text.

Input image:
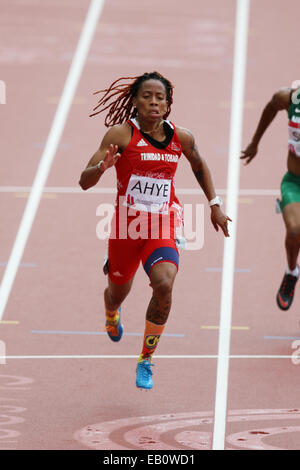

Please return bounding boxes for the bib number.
[124,174,171,214]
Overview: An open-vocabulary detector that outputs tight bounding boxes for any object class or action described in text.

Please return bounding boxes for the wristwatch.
[97,160,104,170]
[209,196,223,207]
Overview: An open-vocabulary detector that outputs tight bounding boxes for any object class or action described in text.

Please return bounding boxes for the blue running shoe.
[105,307,123,342]
[136,357,154,389]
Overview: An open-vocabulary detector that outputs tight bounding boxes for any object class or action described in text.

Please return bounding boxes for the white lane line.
[0,186,280,196]
[212,0,250,451]
[0,355,296,360]
[0,0,106,320]
[0,186,117,194]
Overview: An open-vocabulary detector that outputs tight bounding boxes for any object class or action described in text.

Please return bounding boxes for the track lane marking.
[0,0,106,320]
[0,355,296,360]
[201,325,249,330]
[212,0,250,451]
[30,330,184,337]
[0,186,281,196]
[205,267,251,272]
[14,192,57,199]
[265,336,300,341]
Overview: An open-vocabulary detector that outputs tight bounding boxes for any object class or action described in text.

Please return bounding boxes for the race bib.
[288,122,300,157]
[124,174,171,214]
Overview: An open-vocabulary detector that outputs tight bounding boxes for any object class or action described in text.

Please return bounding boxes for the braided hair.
[90,71,174,127]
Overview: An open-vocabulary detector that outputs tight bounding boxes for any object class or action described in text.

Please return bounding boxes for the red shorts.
[105,205,183,285]
[107,237,179,285]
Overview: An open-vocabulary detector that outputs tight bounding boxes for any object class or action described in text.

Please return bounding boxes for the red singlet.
[107,118,183,284]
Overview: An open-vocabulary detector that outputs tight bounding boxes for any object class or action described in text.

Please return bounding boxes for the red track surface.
[1,0,300,451]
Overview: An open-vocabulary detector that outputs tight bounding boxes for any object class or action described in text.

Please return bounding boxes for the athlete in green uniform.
[241,86,300,310]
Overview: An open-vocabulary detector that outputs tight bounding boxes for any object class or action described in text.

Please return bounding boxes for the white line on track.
[0,354,295,360]
[212,0,250,451]
[0,0,106,321]
[0,355,296,360]
[0,186,280,196]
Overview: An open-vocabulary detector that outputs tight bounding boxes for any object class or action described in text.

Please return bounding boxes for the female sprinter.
[79,71,231,389]
[241,85,300,311]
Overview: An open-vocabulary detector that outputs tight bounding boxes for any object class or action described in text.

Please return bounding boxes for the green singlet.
[280,88,300,210]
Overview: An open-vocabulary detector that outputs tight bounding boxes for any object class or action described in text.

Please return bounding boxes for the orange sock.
[105,308,119,326]
[139,320,165,362]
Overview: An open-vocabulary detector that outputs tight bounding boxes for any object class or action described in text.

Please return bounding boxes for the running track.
[1,0,300,451]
